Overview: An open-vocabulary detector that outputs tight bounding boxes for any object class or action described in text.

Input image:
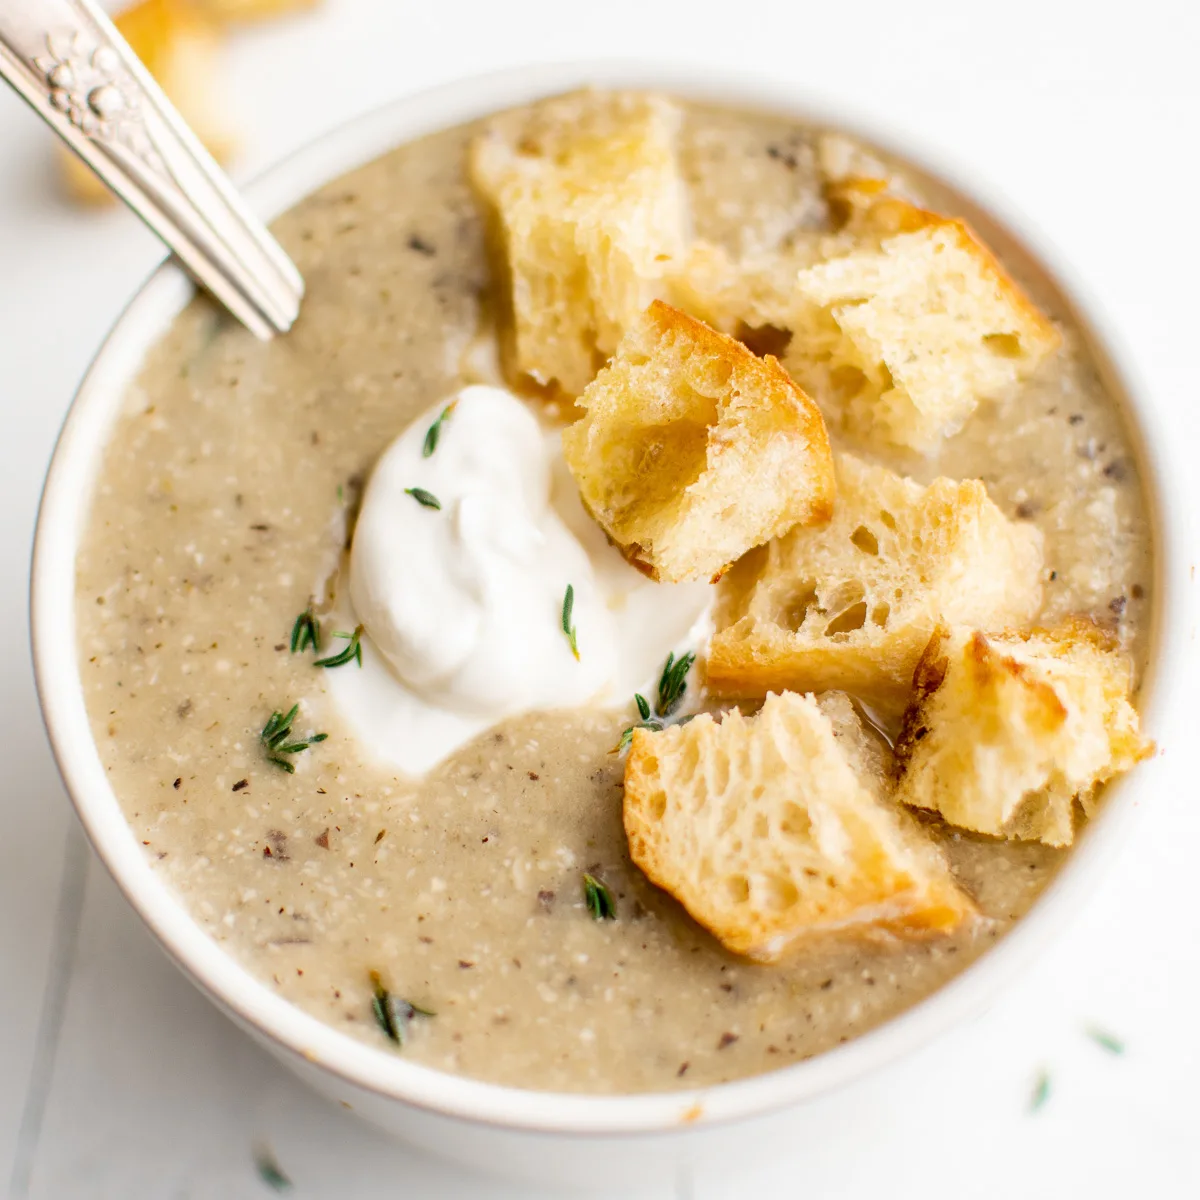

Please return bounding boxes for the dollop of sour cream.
[329,385,709,774]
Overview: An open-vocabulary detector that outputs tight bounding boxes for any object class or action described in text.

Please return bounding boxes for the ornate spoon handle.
[0,0,303,339]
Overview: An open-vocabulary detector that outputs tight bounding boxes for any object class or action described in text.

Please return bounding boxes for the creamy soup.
[76,99,1153,1094]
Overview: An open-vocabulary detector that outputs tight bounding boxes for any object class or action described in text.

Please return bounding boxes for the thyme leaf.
[314,625,364,669]
[369,970,434,1046]
[561,584,579,660]
[1029,1069,1051,1113]
[657,651,696,717]
[289,607,320,654]
[260,704,325,772]
[1086,1027,1125,1055]
[422,402,457,458]
[254,1146,292,1192]
[583,872,617,920]
[405,486,442,510]
[611,718,663,755]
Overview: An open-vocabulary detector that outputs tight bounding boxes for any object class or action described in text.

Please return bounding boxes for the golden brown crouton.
[893,621,1153,846]
[624,691,974,962]
[562,301,835,583]
[469,90,687,396]
[707,454,1044,708]
[786,210,1061,453]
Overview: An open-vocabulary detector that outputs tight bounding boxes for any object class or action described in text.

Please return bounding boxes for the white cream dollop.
[349,385,614,714]
[330,385,710,775]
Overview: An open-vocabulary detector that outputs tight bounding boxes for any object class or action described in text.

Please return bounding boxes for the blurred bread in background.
[60,0,320,205]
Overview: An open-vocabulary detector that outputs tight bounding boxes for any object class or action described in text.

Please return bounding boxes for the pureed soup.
[76,94,1153,1094]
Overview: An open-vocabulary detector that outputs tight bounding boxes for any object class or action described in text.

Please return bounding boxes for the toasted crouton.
[707,454,1044,708]
[786,210,1061,453]
[893,621,1153,847]
[468,90,687,396]
[194,0,320,19]
[561,301,835,583]
[624,691,974,961]
[668,238,821,341]
[60,0,234,205]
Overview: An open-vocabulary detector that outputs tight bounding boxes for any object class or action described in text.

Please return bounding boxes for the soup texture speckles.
[76,102,1152,1093]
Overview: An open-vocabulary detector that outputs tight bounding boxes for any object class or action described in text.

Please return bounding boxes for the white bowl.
[30,62,1187,1190]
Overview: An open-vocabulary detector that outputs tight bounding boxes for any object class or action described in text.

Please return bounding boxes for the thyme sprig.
[422,402,457,458]
[289,607,320,654]
[613,717,663,756]
[583,873,617,920]
[405,486,442,510]
[561,584,579,660]
[1086,1027,1126,1055]
[1029,1069,1051,1113]
[261,704,327,773]
[254,1146,292,1192]
[657,650,696,717]
[612,653,697,753]
[314,624,364,669]
[369,970,435,1046]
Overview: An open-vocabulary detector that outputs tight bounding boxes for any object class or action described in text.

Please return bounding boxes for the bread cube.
[787,211,1061,453]
[562,301,835,583]
[194,0,321,19]
[894,621,1153,847]
[469,90,687,396]
[624,691,974,962]
[707,454,1044,708]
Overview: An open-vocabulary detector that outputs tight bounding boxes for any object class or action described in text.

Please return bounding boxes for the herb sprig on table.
[369,970,435,1046]
[314,624,364,669]
[260,705,327,773]
[253,1145,292,1192]
[612,650,697,754]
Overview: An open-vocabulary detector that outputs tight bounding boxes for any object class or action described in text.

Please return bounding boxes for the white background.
[2,1,1199,1196]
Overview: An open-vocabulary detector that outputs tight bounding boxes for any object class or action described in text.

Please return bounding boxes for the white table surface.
[2,1,1198,1196]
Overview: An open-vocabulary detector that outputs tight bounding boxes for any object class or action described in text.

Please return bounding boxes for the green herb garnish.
[611,718,663,756]
[369,970,435,1046]
[1029,1069,1051,1113]
[289,607,320,654]
[254,1146,292,1192]
[562,584,579,660]
[612,655,698,754]
[261,704,327,773]
[657,650,696,717]
[314,625,364,669]
[1086,1027,1125,1055]
[422,402,457,458]
[405,486,442,510]
[583,872,616,920]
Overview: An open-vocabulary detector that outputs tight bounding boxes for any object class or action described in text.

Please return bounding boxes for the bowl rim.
[30,59,1189,1137]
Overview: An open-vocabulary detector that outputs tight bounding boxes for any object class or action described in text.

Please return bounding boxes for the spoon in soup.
[0,0,302,339]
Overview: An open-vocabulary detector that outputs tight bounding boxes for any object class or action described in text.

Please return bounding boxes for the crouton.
[667,238,818,351]
[894,621,1153,847]
[194,0,320,19]
[561,301,835,583]
[786,211,1061,453]
[468,90,687,396]
[60,0,234,206]
[624,691,974,962]
[707,454,1044,708]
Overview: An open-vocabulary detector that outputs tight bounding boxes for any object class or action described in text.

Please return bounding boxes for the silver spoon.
[0,0,303,339]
